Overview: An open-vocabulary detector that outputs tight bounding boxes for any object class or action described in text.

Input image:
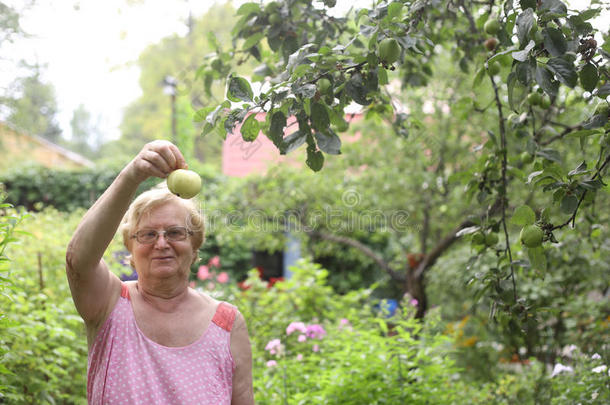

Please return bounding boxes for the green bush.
[0,206,90,403]
[0,164,162,211]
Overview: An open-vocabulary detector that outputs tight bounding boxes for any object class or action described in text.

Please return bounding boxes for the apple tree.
[193,0,609,321]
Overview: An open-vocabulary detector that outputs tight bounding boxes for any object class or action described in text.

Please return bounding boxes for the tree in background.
[3,65,63,143]
[69,103,103,158]
[105,2,250,168]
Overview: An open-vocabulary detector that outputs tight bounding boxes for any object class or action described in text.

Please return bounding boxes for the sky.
[0,0,604,144]
[1,0,217,141]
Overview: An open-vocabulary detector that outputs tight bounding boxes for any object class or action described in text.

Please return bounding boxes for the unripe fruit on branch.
[485,232,499,246]
[527,92,542,106]
[484,19,500,35]
[520,225,543,248]
[317,78,332,95]
[472,232,486,245]
[485,38,498,51]
[379,38,400,64]
[488,61,501,76]
[167,169,202,199]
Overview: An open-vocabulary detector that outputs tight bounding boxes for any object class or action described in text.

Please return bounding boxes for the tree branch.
[307,229,406,283]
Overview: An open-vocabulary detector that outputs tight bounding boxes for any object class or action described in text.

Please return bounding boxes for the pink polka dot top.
[87,283,236,404]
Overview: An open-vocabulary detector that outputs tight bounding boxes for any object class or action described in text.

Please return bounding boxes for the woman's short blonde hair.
[120,184,205,267]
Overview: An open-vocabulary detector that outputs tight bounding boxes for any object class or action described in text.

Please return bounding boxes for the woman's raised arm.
[65,141,186,329]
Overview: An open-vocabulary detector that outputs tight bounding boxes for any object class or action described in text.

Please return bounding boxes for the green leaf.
[546,57,577,88]
[472,66,485,88]
[388,2,403,19]
[535,64,559,97]
[310,103,330,131]
[542,27,567,57]
[512,41,535,62]
[227,76,253,102]
[269,111,287,147]
[579,8,601,20]
[378,67,388,85]
[598,83,610,97]
[516,9,536,47]
[314,130,342,155]
[236,2,260,16]
[568,161,589,177]
[306,145,324,171]
[193,106,215,123]
[581,113,608,129]
[527,246,547,276]
[511,205,536,226]
[242,32,265,50]
[241,113,260,142]
[345,73,371,105]
[520,0,536,10]
[579,63,598,92]
[560,194,578,214]
[293,83,317,99]
[280,131,307,154]
[540,0,567,16]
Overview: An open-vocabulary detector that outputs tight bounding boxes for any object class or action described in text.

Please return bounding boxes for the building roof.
[0,122,94,172]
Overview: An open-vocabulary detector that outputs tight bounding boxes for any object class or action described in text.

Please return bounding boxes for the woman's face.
[130,201,197,282]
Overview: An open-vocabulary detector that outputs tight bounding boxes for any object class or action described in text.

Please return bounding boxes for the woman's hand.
[126,141,187,184]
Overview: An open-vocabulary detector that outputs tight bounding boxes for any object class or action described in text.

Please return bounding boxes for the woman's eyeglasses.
[131,226,192,244]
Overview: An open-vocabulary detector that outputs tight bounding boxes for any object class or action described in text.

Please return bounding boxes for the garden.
[1,0,609,403]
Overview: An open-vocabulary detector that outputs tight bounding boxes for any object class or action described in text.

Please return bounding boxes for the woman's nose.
[153,233,170,248]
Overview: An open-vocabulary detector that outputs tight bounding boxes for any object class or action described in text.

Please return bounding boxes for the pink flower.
[266,360,277,367]
[298,334,307,343]
[296,354,303,361]
[286,322,307,336]
[197,265,210,280]
[410,299,418,307]
[312,344,319,352]
[209,255,221,268]
[216,272,229,284]
[206,281,215,290]
[189,281,196,288]
[306,324,327,340]
[338,318,351,330]
[265,339,281,352]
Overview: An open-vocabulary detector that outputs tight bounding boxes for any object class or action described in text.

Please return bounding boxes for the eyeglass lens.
[135,227,188,243]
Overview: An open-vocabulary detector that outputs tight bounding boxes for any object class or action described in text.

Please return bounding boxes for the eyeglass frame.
[130,226,193,244]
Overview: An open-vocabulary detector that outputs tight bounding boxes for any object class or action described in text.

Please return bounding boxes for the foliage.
[0,206,88,403]
[2,66,62,143]
[0,192,27,396]
[1,164,163,211]
[107,2,255,168]
[0,204,606,403]
[215,259,609,404]
[193,0,610,323]
[69,103,103,158]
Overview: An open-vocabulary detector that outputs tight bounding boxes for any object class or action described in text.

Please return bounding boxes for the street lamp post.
[162,76,178,145]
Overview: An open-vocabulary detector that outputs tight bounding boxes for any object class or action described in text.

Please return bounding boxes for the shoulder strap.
[211,302,237,332]
[120,283,130,300]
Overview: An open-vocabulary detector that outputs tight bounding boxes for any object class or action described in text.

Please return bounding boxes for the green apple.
[167,169,202,199]
[484,19,500,35]
[485,232,499,246]
[379,38,400,64]
[488,61,501,76]
[520,225,543,248]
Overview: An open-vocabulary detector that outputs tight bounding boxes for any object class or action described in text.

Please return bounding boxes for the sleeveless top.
[87,283,236,405]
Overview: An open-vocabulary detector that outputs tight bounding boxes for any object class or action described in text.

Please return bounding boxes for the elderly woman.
[66,141,253,404]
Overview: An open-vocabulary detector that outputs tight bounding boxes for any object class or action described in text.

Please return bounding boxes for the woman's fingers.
[128,141,187,182]
[142,141,187,176]
[167,143,187,170]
